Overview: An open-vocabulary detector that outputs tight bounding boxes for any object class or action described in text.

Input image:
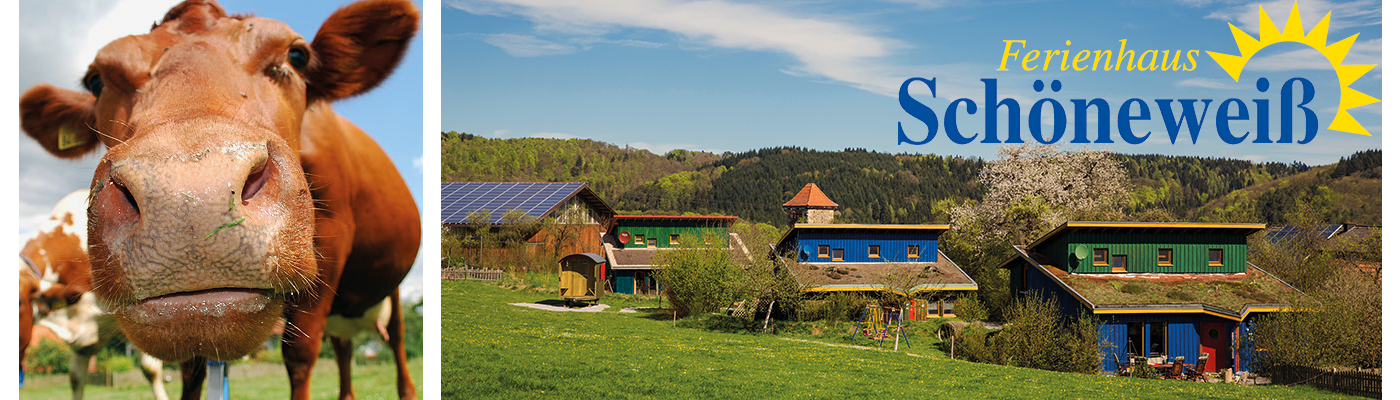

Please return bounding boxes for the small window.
[1157,249,1173,266]
[868,245,881,258]
[1208,249,1224,266]
[635,234,645,245]
[669,234,680,245]
[647,238,657,248]
[1093,248,1109,266]
[907,245,920,259]
[832,248,845,261]
[817,245,830,258]
[1111,255,1127,273]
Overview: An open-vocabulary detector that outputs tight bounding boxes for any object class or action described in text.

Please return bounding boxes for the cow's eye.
[288,47,309,70]
[84,74,104,96]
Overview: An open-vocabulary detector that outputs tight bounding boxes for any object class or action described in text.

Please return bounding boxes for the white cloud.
[529,132,580,139]
[413,157,424,169]
[449,0,915,96]
[1246,38,1381,71]
[482,33,587,56]
[1202,0,1380,35]
[492,129,510,137]
[1176,77,1242,89]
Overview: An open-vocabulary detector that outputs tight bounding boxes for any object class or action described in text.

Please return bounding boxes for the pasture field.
[443,278,1356,399]
[21,358,422,399]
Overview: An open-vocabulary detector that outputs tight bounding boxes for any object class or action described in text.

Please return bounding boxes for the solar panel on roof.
[440,182,587,225]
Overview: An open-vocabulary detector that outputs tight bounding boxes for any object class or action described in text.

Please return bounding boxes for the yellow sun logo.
[1205,2,1379,136]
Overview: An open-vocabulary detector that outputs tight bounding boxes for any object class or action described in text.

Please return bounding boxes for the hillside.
[1192,150,1381,225]
[439,134,1377,227]
[441,132,720,199]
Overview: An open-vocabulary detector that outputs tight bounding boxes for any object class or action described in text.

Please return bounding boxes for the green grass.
[21,358,422,399]
[443,279,1359,399]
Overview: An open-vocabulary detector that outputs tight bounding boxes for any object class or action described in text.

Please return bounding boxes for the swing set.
[849,305,912,350]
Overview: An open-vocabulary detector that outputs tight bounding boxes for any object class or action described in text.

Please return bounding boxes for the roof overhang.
[776,223,951,248]
[1025,221,1267,250]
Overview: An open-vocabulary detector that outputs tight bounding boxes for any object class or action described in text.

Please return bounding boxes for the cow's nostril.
[112,179,140,215]
[242,156,273,203]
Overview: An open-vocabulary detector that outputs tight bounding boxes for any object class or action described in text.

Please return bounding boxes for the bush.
[954,293,988,322]
[26,339,69,374]
[97,348,135,373]
[945,294,1103,374]
[653,234,746,317]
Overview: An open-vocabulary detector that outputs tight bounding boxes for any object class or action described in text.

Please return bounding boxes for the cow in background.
[22,190,169,400]
[18,1,421,399]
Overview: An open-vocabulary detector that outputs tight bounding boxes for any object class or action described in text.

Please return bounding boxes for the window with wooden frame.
[832,248,845,261]
[907,245,920,259]
[647,238,657,248]
[868,245,881,258]
[1208,248,1224,266]
[817,245,830,258]
[669,234,680,245]
[1149,321,1167,358]
[1157,248,1173,266]
[635,234,645,245]
[1093,248,1109,266]
[1125,322,1144,358]
[1111,255,1127,273]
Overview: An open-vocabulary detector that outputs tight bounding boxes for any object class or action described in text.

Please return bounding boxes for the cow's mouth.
[116,287,285,361]
[125,288,276,324]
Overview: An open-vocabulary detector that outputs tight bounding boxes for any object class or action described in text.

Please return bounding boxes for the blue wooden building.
[998,222,1308,374]
[773,224,977,316]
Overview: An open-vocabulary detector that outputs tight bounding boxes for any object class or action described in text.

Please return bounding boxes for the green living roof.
[1010,246,1308,320]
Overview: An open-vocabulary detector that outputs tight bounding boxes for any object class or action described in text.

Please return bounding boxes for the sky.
[15,0,427,301]
[442,0,1381,166]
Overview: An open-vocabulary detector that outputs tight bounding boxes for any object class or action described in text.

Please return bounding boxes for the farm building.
[603,215,751,294]
[441,182,617,268]
[772,224,978,317]
[998,222,1308,374]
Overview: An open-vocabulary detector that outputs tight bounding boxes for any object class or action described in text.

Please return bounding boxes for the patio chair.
[1168,356,1184,379]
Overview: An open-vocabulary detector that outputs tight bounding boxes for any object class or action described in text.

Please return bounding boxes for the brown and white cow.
[19,1,421,399]
[22,190,169,400]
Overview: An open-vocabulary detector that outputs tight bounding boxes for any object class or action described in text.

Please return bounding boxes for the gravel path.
[510,302,610,312]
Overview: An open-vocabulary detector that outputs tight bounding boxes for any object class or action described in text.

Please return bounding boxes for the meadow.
[21,358,422,399]
[442,277,1357,399]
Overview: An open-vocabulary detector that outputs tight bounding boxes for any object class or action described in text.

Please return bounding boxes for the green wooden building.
[603,215,747,294]
[999,222,1308,374]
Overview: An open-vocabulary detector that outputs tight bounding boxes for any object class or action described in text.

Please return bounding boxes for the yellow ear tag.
[57,124,91,151]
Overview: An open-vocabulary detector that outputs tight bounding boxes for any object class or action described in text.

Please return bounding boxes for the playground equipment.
[559,253,606,305]
[849,305,912,350]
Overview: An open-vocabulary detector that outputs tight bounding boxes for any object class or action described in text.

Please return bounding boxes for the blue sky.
[443,0,1380,166]
[16,0,425,299]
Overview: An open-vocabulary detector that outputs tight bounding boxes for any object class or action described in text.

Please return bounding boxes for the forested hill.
[1192,149,1381,226]
[612,147,985,225]
[440,133,1375,227]
[441,132,720,199]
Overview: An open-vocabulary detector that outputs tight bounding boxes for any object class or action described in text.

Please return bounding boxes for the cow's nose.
[95,140,276,232]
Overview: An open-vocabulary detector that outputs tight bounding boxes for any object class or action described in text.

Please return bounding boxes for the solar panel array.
[1263,224,1343,243]
[441,182,586,224]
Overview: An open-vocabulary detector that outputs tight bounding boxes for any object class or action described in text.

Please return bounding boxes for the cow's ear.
[20,85,101,158]
[306,0,419,102]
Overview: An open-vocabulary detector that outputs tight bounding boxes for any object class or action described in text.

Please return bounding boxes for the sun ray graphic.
[1205,2,1379,136]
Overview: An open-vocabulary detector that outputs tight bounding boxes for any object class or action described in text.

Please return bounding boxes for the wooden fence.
[442,268,505,281]
[1269,364,1380,399]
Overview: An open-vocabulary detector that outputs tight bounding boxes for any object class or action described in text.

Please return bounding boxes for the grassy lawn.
[22,358,422,399]
[443,278,1357,399]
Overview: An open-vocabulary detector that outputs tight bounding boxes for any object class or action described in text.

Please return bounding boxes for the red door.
[1199,322,1231,372]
